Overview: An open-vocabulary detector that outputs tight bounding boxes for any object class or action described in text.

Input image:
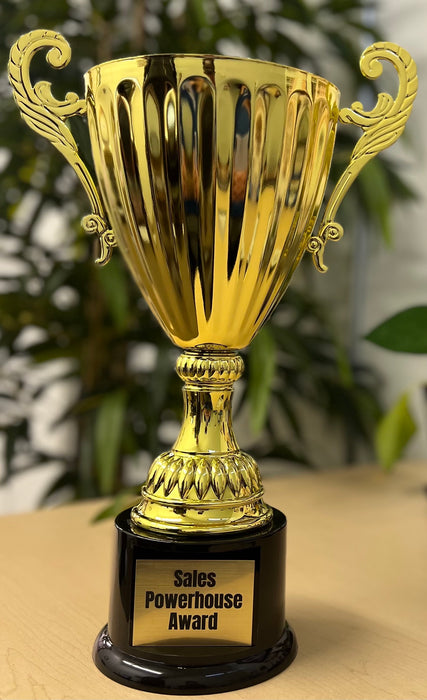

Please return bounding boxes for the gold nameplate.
[132,559,255,646]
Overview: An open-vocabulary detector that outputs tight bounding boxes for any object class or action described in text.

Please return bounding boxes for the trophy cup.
[8,31,417,694]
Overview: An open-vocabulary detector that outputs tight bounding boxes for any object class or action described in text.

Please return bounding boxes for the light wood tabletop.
[1,461,426,700]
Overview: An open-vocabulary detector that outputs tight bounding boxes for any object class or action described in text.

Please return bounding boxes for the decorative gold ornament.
[131,351,270,533]
[8,30,116,264]
[8,32,418,534]
[307,42,418,272]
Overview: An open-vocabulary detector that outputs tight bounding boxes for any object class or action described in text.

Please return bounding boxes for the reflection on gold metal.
[8,30,116,264]
[132,351,271,533]
[133,559,255,646]
[8,32,418,534]
[83,53,341,349]
[308,42,418,272]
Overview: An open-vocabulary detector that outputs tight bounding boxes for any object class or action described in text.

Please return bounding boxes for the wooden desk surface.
[1,462,426,700]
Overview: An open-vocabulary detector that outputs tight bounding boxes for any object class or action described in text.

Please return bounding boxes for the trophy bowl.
[8,31,417,694]
[84,54,340,349]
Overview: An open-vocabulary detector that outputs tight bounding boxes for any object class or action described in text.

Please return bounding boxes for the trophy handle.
[308,42,418,272]
[8,30,116,265]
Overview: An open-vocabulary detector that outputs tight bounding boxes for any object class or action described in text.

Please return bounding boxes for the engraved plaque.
[133,559,255,646]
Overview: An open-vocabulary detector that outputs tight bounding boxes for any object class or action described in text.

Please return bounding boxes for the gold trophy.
[8,31,417,693]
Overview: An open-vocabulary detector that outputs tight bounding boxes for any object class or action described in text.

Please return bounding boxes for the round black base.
[94,507,296,694]
[94,622,297,695]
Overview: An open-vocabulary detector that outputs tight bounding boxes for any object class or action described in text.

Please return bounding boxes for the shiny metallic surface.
[84,55,340,349]
[131,351,272,533]
[132,559,255,645]
[309,42,418,272]
[8,30,116,264]
[8,33,418,534]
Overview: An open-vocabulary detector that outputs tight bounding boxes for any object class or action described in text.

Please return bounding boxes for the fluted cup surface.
[85,55,340,349]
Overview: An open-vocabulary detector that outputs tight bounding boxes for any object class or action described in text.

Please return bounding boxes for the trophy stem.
[131,350,273,534]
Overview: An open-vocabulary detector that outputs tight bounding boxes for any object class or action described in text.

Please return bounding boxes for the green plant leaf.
[358,159,392,246]
[94,389,127,495]
[248,327,277,435]
[365,307,427,354]
[375,393,416,470]
[265,441,310,466]
[92,489,140,523]
[40,470,76,505]
[95,257,130,332]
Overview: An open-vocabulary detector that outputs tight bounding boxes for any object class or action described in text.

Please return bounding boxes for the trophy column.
[93,351,297,694]
[132,351,273,534]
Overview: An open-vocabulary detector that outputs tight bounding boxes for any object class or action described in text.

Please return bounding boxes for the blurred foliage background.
[0,0,415,507]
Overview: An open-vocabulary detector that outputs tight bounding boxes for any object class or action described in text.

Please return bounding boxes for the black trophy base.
[93,507,297,695]
[94,621,297,695]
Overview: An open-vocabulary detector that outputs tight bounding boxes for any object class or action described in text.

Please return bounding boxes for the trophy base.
[94,621,296,695]
[93,507,297,694]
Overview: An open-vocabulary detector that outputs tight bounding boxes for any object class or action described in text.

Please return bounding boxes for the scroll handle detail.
[307,41,418,272]
[7,29,116,265]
